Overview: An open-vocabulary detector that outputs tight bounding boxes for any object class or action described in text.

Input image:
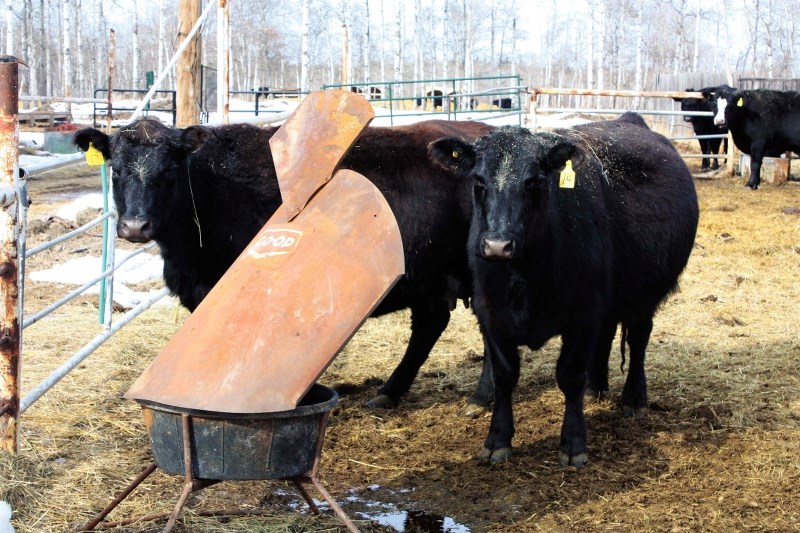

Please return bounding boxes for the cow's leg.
[478,335,519,463]
[699,140,710,171]
[463,338,493,417]
[556,330,593,468]
[710,138,722,170]
[620,318,653,418]
[747,144,766,189]
[366,303,450,408]
[585,319,618,401]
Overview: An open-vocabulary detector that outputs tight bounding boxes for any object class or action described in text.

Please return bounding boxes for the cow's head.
[74,119,212,243]
[672,89,710,123]
[701,84,739,127]
[430,127,581,262]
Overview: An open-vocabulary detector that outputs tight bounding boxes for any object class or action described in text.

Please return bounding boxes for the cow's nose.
[118,217,153,243]
[479,232,516,260]
[714,117,726,126]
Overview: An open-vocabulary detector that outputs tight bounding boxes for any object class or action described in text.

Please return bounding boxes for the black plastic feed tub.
[137,383,339,480]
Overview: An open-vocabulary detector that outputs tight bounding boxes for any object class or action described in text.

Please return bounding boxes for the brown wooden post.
[177,0,201,127]
[0,60,21,453]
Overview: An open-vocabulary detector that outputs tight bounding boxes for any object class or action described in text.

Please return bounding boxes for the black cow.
[74,118,496,410]
[705,84,800,189]
[429,113,699,466]
[672,88,728,171]
[416,89,444,110]
[491,98,513,109]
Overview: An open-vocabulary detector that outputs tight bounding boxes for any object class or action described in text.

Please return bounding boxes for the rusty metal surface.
[0,60,19,453]
[269,89,374,221]
[126,168,403,413]
[127,91,402,414]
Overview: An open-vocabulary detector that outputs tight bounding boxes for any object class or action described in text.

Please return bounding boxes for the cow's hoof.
[478,446,512,463]
[622,405,647,418]
[745,184,758,190]
[461,401,489,418]
[559,451,589,468]
[365,394,396,409]
[584,387,607,402]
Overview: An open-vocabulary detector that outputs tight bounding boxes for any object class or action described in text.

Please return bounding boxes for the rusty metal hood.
[125,90,404,413]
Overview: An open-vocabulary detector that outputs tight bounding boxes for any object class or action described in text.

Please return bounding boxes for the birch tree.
[62,0,71,117]
[301,0,309,91]
[4,0,12,54]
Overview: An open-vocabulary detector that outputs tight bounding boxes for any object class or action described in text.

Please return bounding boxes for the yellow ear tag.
[85,143,105,166]
[559,160,575,189]
[736,97,744,107]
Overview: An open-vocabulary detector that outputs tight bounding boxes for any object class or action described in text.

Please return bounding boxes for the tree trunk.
[301,0,309,91]
[132,0,140,88]
[75,0,83,96]
[393,0,401,96]
[362,0,369,84]
[5,0,13,54]
[62,0,72,120]
[177,0,201,127]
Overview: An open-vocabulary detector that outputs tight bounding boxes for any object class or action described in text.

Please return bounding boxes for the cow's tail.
[620,324,628,373]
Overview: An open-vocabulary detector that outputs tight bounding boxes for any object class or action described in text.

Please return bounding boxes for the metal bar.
[680,154,729,160]
[20,96,105,104]
[20,152,84,178]
[0,59,20,453]
[99,163,110,324]
[533,107,706,116]
[23,273,115,329]
[162,414,195,533]
[81,463,158,531]
[308,476,360,533]
[25,211,112,258]
[19,286,170,413]
[25,242,160,329]
[671,134,727,141]
[130,0,216,122]
[533,87,704,99]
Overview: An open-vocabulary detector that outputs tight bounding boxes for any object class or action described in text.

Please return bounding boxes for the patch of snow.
[54,193,105,223]
[29,241,170,309]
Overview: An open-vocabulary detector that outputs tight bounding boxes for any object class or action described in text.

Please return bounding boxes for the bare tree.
[301,0,309,91]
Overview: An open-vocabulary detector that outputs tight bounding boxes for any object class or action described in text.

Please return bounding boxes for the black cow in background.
[430,112,699,466]
[74,118,496,411]
[704,84,800,189]
[672,88,728,171]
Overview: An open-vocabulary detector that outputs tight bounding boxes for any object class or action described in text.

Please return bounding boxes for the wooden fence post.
[0,59,21,453]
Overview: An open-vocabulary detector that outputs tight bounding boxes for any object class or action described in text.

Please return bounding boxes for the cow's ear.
[544,141,580,173]
[180,126,212,154]
[428,138,476,175]
[73,128,111,159]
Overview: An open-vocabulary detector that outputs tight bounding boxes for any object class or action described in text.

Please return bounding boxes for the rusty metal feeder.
[82,90,404,533]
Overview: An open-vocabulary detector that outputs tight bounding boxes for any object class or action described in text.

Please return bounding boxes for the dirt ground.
[1,154,800,532]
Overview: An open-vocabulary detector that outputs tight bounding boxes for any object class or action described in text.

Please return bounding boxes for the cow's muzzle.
[117,217,154,243]
[477,231,518,260]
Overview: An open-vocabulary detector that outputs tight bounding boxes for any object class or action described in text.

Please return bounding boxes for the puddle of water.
[361,508,471,533]
[270,485,471,532]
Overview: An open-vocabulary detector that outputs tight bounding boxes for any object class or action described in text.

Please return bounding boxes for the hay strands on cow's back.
[82,90,404,533]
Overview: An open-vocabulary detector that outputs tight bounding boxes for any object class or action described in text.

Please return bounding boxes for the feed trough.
[142,383,339,481]
[82,90,404,533]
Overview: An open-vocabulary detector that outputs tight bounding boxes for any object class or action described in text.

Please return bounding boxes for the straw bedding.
[1,160,799,532]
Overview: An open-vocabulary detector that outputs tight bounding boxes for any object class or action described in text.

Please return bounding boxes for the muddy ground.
[1,157,799,532]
